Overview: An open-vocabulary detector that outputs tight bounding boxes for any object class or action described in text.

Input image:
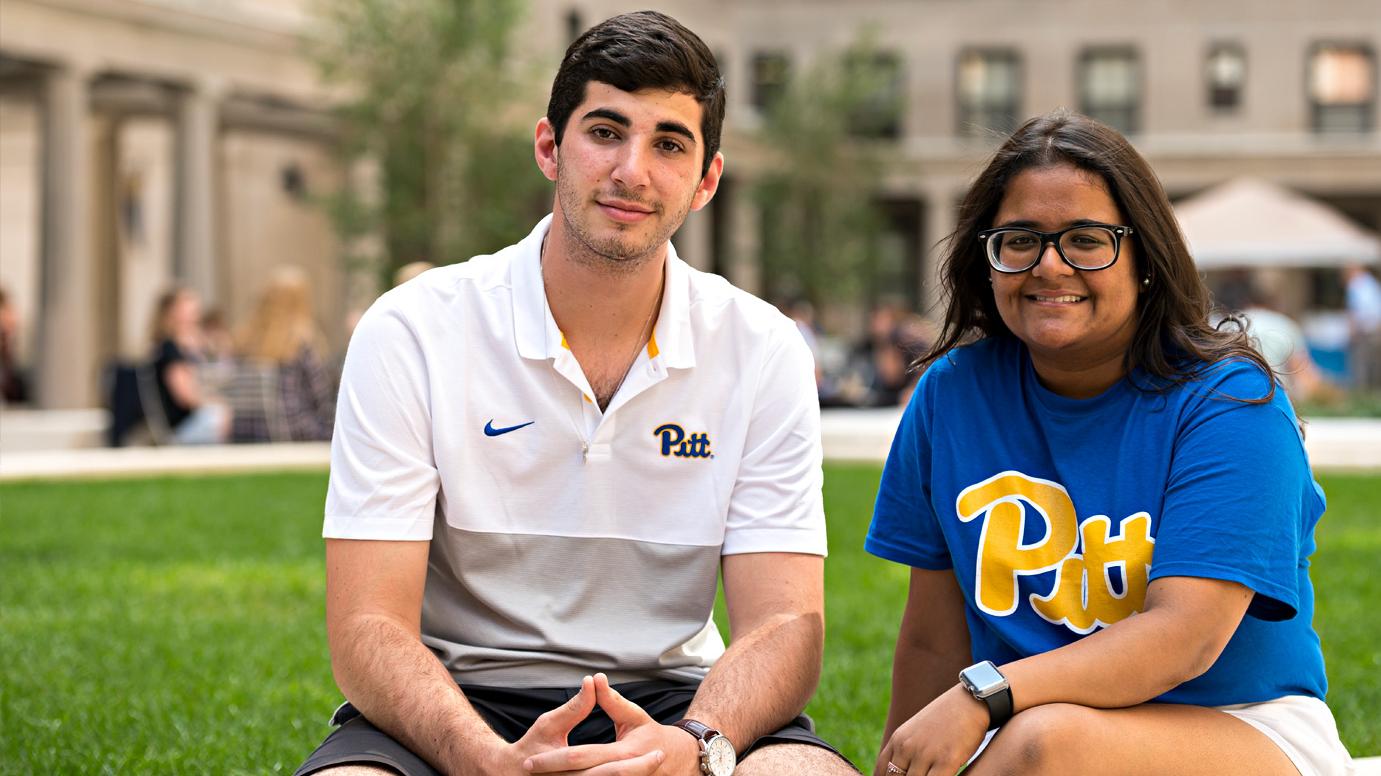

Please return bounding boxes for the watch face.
[961,661,1008,698]
[705,734,736,776]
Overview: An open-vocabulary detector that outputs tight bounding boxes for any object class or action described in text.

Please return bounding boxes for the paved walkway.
[0,441,333,481]
[822,409,1381,471]
[2,408,1379,481]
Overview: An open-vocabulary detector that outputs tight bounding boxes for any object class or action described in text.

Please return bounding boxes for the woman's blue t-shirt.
[866,337,1328,705]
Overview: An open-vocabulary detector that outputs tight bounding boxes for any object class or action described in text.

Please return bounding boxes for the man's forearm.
[684,610,824,751]
[331,612,504,774]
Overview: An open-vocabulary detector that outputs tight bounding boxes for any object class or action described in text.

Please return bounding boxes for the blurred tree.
[313,0,550,286]
[751,36,895,311]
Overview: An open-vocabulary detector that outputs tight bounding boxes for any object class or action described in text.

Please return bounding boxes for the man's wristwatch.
[958,660,1013,730]
[672,719,736,776]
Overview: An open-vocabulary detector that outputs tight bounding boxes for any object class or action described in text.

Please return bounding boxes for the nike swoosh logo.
[484,419,535,437]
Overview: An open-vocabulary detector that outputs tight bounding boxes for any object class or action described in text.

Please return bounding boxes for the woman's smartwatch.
[958,660,1013,730]
[672,719,736,775]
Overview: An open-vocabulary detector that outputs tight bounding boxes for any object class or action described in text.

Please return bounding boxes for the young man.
[295,11,856,776]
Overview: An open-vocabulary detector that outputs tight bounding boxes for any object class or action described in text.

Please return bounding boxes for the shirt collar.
[512,215,557,361]
[654,244,696,370]
[511,214,697,370]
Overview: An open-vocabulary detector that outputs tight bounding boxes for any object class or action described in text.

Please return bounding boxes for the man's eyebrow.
[581,108,631,127]
[580,108,697,144]
[655,121,697,143]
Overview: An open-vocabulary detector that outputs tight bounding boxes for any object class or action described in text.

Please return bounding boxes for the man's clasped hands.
[493,674,703,776]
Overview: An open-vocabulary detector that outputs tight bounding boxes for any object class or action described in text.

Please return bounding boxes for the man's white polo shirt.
[325,215,825,687]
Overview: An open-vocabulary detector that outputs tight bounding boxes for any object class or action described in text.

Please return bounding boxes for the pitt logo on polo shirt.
[957,470,1155,635]
[654,423,712,459]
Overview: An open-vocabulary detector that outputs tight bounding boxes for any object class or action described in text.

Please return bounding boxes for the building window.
[845,51,905,139]
[956,48,1021,136]
[565,9,583,43]
[751,51,791,115]
[1308,43,1375,133]
[1205,43,1246,111]
[1079,47,1140,134]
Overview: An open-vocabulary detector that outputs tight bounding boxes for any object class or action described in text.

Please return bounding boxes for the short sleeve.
[866,368,951,569]
[155,340,185,371]
[323,296,440,540]
[721,325,827,557]
[1151,369,1318,620]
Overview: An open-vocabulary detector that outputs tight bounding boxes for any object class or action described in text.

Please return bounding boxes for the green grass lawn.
[1,467,1377,772]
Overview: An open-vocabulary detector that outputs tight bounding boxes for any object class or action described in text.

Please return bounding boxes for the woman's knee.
[976,703,1097,775]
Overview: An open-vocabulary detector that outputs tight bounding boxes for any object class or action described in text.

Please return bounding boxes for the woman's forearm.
[1002,576,1252,713]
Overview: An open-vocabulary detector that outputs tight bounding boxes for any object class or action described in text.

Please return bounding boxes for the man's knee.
[737,742,857,775]
[306,766,400,776]
[975,703,1095,775]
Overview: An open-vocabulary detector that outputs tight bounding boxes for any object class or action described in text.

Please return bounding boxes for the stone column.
[36,62,97,408]
[922,182,959,320]
[727,186,762,295]
[673,206,713,271]
[174,79,220,304]
[342,155,384,346]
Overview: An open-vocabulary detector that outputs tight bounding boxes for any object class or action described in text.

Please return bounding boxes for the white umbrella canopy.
[1173,177,1381,268]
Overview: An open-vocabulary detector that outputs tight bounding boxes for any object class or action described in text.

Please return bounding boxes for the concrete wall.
[0,95,41,366]
[219,130,344,352]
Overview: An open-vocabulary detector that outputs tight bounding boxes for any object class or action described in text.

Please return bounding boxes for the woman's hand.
[875,684,989,776]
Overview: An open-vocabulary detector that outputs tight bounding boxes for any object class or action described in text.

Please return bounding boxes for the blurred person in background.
[842,300,933,407]
[232,266,335,443]
[150,287,231,444]
[782,296,825,394]
[831,302,901,407]
[198,307,238,393]
[861,300,908,406]
[1343,263,1381,391]
[0,286,28,404]
[892,313,938,406]
[1239,289,1339,406]
[393,260,435,287]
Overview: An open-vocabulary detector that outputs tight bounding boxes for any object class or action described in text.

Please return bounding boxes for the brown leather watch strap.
[673,718,718,742]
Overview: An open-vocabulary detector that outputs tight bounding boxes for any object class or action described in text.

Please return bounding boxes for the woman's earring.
[1141,276,1151,289]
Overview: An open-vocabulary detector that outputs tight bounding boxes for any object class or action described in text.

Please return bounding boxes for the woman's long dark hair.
[919,109,1275,399]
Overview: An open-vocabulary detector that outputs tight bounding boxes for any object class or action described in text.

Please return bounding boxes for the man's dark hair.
[547,11,725,178]
[921,108,1277,401]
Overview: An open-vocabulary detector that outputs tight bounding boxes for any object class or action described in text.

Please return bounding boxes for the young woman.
[151,287,232,445]
[866,110,1353,776]
[232,266,335,442]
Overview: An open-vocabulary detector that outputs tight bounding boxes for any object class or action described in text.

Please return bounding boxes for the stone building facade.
[2,0,1377,407]
[1,0,341,408]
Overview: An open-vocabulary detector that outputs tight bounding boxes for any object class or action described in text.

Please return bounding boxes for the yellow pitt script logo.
[956,471,1155,634]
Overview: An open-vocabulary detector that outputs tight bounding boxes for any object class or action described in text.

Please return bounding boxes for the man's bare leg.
[737,742,859,775]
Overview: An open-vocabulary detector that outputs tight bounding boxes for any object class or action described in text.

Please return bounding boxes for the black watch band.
[959,661,1014,730]
[982,685,1013,730]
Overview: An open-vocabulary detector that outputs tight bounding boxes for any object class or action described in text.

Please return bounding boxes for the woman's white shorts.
[1217,695,1354,776]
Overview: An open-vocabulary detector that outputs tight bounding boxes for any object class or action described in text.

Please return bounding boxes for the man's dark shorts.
[295,679,856,775]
